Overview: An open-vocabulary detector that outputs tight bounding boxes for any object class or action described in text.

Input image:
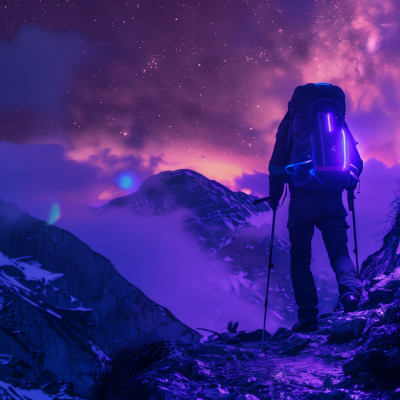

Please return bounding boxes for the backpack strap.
[286,108,294,151]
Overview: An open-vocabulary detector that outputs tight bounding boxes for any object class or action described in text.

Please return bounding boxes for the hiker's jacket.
[268,112,363,203]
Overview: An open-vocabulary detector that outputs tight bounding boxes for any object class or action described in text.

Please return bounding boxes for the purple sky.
[1,1,399,187]
[0,1,399,333]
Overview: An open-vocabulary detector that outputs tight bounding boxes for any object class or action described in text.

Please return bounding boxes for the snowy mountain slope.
[0,199,200,397]
[96,169,338,325]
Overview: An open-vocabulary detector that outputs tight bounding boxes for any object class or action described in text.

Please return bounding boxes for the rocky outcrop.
[0,200,200,397]
[90,294,400,400]
[360,225,400,290]
[89,237,400,400]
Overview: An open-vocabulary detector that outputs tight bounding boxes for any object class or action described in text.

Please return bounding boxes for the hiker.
[267,83,363,333]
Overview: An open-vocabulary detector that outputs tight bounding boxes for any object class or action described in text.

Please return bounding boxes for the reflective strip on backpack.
[349,170,359,181]
[285,159,312,174]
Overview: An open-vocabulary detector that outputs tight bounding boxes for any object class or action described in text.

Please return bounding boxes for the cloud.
[0,24,94,112]
[0,142,164,220]
[55,206,276,335]
[234,170,269,198]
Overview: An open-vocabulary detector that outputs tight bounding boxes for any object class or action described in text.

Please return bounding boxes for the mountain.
[0,199,200,398]
[96,169,338,323]
[90,207,400,400]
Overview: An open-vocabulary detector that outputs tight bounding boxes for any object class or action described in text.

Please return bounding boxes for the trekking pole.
[252,195,281,352]
[347,189,360,276]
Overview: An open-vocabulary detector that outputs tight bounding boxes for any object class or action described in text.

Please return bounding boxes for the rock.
[365,267,400,303]
[266,327,292,343]
[342,345,400,384]
[235,329,271,342]
[392,388,400,400]
[0,265,24,278]
[342,348,385,378]
[279,333,311,355]
[366,325,400,351]
[323,376,334,389]
[383,299,400,324]
[395,289,400,300]
[238,376,256,387]
[327,317,367,343]
[368,287,395,302]
[319,313,333,319]
[360,231,399,287]
[380,347,400,380]
[357,372,370,381]
[230,348,254,361]
[317,390,351,400]
[316,327,331,336]
[190,360,213,381]
[370,274,388,287]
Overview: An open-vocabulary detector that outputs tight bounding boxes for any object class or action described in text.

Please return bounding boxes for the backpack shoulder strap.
[286,109,294,151]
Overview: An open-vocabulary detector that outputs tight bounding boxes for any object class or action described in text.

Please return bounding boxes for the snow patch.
[247,211,272,228]
[0,252,64,283]
[222,217,235,232]
[89,340,111,365]
[224,256,234,262]
[0,380,54,400]
[0,355,12,365]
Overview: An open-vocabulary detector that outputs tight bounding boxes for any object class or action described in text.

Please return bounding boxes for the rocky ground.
[90,268,400,400]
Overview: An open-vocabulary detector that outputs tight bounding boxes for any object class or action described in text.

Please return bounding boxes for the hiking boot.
[291,321,319,333]
[342,294,360,314]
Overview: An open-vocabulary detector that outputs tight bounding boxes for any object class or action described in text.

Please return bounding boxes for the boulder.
[342,348,385,378]
[235,329,271,342]
[343,347,400,382]
[279,333,311,355]
[366,267,400,304]
[328,317,367,343]
[317,390,351,400]
[266,327,292,343]
[383,299,400,324]
[365,325,400,351]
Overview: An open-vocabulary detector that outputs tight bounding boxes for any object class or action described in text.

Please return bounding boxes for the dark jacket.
[268,113,363,203]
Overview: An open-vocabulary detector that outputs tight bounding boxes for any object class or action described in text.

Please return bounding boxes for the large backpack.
[284,83,361,191]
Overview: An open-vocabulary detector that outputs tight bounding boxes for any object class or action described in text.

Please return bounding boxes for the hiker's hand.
[266,197,279,211]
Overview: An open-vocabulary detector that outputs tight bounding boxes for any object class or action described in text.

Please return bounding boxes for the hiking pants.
[287,196,363,323]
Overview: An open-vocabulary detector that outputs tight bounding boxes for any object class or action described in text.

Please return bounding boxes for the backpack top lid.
[289,83,346,116]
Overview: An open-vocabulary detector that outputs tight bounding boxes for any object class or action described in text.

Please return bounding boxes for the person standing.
[267,83,363,333]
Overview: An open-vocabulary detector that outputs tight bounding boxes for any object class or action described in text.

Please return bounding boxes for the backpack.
[284,83,361,192]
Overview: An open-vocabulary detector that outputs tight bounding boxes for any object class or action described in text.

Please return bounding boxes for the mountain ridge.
[0,199,200,397]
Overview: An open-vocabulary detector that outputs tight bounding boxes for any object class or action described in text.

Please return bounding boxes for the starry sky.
[1,0,400,200]
[1,0,400,333]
